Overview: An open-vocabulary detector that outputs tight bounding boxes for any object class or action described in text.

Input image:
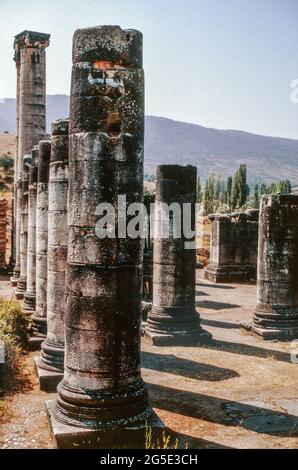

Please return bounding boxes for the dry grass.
[145,425,188,449]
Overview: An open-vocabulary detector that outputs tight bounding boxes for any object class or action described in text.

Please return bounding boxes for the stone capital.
[14,30,50,58]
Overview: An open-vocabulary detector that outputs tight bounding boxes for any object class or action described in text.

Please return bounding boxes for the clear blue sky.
[0,0,297,139]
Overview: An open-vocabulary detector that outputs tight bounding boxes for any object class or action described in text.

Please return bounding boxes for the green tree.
[197,176,202,203]
[238,164,250,207]
[226,176,233,210]
[0,155,13,173]
[252,184,260,209]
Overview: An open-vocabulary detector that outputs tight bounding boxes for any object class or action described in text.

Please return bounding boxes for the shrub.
[0,299,30,396]
[0,298,29,348]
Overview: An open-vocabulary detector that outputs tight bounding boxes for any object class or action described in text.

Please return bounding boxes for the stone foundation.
[205,210,259,283]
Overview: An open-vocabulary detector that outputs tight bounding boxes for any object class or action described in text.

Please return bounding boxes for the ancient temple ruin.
[4,20,298,451]
[204,209,259,283]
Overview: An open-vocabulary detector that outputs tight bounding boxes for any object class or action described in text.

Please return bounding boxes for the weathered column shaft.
[37,119,69,379]
[12,30,50,289]
[23,146,39,312]
[50,26,153,436]
[11,50,21,285]
[0,200,8,271]
[145,165,211,346]
[11,51,20,275]
[31,140,51,339]
[252,195,298,340]
[15,154,31,298]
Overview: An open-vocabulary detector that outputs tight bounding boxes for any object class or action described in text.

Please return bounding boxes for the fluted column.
[23,146,39,312]
[31,140,51,341]
[11,30,50,291]
[10,46,20,281]
[35,119,69,390]
[15,153,31,298]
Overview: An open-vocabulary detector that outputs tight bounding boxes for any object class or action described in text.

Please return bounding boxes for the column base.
[241,316,298,341]
[15,278,27,300]
[40,339,64,372]
[10,268,20,287]
[252,304,298,341]
[23,291,36,313]
[46,400,164,449]
[34,356,63,392]
[29,335,44,351]
[204,264,256,283]
[144,326,212,346]
[141,300,152,321]
[31,315,47,338]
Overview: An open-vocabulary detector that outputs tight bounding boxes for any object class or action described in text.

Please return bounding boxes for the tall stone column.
[47,26,162,448]
[31,140,51,345]
[251,195,298,340]
[15,153,31,298]
[11,45,21,286]
[11,30,50,289]
[23,146,39,312]
[10,45,20,281]
[145,165,212,346]
[35,119,69,390]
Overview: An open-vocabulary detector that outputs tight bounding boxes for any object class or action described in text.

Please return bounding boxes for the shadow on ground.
[142,351,239,381]
[149,384,298,437]
[197,282,235,290]
[196,300,240,310]
[204,339,291,363]
[201,319,239,329]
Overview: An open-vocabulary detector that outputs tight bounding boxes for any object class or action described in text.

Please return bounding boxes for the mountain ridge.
[1,94,297,184]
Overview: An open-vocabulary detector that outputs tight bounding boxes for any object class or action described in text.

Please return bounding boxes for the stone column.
[23,146,39,312]
[47,26,162,448]
[0,200,8,272]
[11,43,21,286]
[35,119,69,390]
[15,153,31,298]
[10,45,20,282]
[251,195,298,340]
[12,31,50,291]
[145,165,212,346]
[142,192,155,321]
[31,140,51,345]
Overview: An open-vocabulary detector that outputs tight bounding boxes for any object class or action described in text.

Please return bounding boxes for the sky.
[0,0,297,139]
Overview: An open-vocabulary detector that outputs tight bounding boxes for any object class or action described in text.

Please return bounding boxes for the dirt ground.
[1,270,298,449]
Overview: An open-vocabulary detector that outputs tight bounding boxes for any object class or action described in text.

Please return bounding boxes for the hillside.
[1,95,298,183]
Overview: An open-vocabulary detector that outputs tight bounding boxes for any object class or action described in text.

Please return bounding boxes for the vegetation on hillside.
[199,164,291,215]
